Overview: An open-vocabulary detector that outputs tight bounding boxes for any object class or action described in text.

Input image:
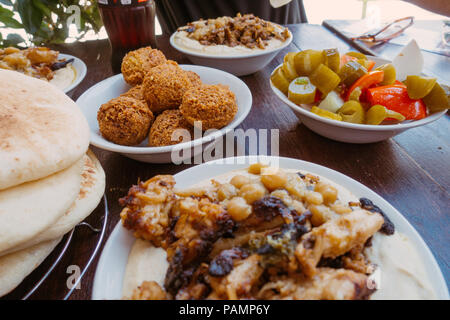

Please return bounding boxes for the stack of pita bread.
[0,70,105,297]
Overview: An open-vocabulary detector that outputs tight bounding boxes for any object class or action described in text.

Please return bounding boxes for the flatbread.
[122,239,168,299]
[0,158,83,255]
[0,69,90,190]
[0,237,61,297]
[2,150,105,256]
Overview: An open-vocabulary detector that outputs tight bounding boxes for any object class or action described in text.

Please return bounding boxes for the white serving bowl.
[170,30,292,76]
[270,56,447,144]
[76,65,252,163]
[92,156,449,300]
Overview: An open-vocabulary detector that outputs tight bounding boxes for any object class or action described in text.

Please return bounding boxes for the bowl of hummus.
[0,47,86,94]
[92,156,448,300]
[170,14,293,76]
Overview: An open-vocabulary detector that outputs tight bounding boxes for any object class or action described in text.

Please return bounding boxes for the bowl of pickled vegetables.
[270,48,449,143]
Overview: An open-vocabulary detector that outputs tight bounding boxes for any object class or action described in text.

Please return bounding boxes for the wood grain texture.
[2,24,448,300]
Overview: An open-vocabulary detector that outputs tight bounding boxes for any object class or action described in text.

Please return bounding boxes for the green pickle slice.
[339,61,367,87]
[338,101,365,124]
[271,67,290,95]
[405,75,437,100]
[423,82,450,112]
[294,49,325,76]
[282,52,299,81]
[323,48,340,72]
[309,64,340,95]
[375,63,396,85]
[288,77,317,105]
[366,105,405,125]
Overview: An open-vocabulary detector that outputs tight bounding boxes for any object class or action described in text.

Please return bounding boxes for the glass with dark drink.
[98,0,157,74]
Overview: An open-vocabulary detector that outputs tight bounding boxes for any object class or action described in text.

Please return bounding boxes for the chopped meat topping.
[178,13,290,49]
[359,197,395,235]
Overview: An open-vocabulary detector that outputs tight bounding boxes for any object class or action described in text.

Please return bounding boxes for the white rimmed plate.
[92,156,449,300]
[270,56,447,143]
[170,29,293,76]
[58,53,87,93]
[76,65,252,163]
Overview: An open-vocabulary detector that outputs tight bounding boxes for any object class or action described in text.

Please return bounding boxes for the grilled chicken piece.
[119,175,176,247]
[258,267,373,300]
[131,281,167,300]
[207,254,263,299]
[295,210,383,277]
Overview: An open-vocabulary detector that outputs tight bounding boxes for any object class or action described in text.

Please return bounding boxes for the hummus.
[49,64,76,90]
[122,168,438,299]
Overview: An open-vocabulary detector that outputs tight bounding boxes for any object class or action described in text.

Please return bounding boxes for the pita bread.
[0,158,83,255]
[0,237,61,297]
[2,150,105,255]
[0,69,90,190]
[122,239,168,299]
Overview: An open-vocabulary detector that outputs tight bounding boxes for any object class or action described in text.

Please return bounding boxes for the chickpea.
[239,183,267,204]
[330,203,352,214]
[248,163,268,175]
[230,174,251,189]
[260,169,287,191]
[227,197,252,221]
[291,200,306,214]
[217,183,238,201]
[314,182,338,204]
[309,204,337,226]
[270,189,292,206]
[305,191,323,205]
[285,173,306,200]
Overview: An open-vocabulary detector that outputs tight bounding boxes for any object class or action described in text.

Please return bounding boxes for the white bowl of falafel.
[76,47,252,163]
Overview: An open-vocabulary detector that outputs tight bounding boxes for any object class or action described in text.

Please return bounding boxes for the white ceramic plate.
[76,65,252,163]
[170,29,292,76]
[58,53,87,93]
[92,156,449,300]
[270,56,447,143]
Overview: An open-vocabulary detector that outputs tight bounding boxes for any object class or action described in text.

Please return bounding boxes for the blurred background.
[0,0,447,47]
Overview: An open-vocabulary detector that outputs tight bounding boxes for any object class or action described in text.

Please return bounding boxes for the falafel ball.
[142,60,192,113]
[149,109,194,147]
[97,96,154,146]
[185,70,202,87]
[121,47,167,86]
[180,84,237,131]
[120,84,145,102]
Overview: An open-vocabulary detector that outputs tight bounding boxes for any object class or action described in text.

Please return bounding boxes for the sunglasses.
[351,16,414,44]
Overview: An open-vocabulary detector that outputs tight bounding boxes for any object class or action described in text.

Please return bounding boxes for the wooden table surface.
[3,23,449,300]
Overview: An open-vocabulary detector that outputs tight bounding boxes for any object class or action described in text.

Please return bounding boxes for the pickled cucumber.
[271,67,290,95]
[339,61,367,87]
[309,64,340,95]
[294,49,325,76]
[323,48,340,73]
[423,82,450,112]
[405,75,437,100]
[288,77,317,104]
[282,52,299,81]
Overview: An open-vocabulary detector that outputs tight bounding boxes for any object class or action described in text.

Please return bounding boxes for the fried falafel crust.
[97,96,154,146]
[185,70,202,87]
[180,84,237,130]
[142,60,192,113]
[121,47,167,85]
[120,84,145,103]
[148,109,194,147]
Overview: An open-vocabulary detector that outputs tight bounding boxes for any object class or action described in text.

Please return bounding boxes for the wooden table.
[4,24,449,300]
